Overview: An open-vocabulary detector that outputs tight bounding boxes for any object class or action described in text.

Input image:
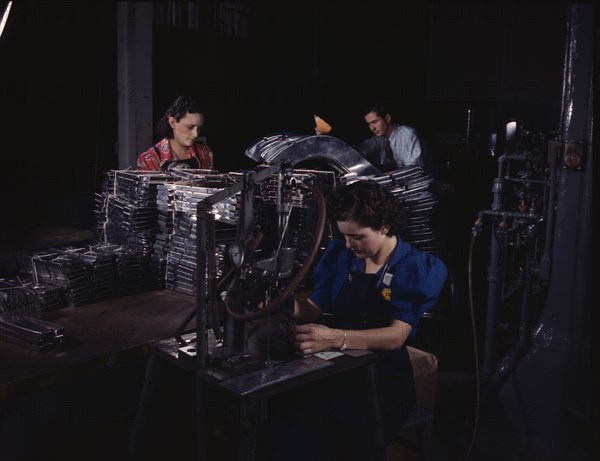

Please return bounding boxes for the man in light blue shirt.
[356,103,438,176]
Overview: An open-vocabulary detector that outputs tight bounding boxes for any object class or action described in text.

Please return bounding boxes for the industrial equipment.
[177,133,448,375]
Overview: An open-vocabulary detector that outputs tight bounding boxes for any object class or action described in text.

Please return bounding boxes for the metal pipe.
[482,222,536,404]
[539,140,560,280]
[481,176,505,379]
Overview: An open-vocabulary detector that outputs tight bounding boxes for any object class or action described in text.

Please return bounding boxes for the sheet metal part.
[245,134,382,178]
[0,312,64,351]
[92,170,243,297]
[0,278,65,350]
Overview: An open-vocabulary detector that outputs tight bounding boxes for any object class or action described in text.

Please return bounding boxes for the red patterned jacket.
[137,138,214,171]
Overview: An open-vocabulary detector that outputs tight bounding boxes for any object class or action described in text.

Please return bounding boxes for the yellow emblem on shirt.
[381,287,392,302]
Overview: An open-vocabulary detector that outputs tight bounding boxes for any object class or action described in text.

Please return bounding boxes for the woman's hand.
[291,319,412,354]
[290,323,343,355]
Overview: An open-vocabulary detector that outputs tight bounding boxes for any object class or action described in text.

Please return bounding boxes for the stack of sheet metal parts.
[74,243,120,301]
[56,243,144,300]
[94,170,177,291]
[18,243,146,307]
[16,259,65,311]
[94,170,243,294]
[257,169,337,267]
[0,278,64,350]
[25,249,93,307]
[374,167,446,259]
[0,278,40,318]
[94,170,169,243]
[158,175,241,296]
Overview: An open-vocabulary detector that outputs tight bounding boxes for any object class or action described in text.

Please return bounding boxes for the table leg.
[238,399,259,461]
[365,363,387,461]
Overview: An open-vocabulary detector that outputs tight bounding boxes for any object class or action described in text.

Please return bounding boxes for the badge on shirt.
[381,287,392,302]
[382,273,393,285]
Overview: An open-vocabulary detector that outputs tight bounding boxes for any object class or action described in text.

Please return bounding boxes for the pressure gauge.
[227,242,244,268]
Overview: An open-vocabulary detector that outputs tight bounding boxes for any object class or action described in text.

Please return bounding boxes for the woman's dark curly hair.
[327,180,406,235]
[156,96,205,139]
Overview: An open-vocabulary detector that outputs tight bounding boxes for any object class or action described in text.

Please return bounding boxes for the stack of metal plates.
[94,170,182,291]
[0,311,64,351]
[0,278,64,350]
[162,178,240,296]
[30,281,63,311]
[112,245,145,296]
[17,256,67,310]
[0,278,40,318]
[374,167,446,258]
[93,171,243,295]
[71,244,120,302]
[167,211,198,296]
[49,250,93,307]
[23,249,92,308]
[166,184,238,295]
[94,170,173,248]
[257,170,335,261]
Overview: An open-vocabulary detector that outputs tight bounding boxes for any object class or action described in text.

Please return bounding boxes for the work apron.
[258,269,417,460]
[331,268,417,442]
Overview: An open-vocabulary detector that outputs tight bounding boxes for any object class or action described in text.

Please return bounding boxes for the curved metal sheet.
[244,133,382,177]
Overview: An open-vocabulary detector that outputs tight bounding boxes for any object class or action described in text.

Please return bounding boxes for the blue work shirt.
[309,236,448,337]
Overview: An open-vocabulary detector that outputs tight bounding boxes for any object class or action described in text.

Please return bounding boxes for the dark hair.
[327,180,405,234]
[156,96,205,139]
[361,101,390,119]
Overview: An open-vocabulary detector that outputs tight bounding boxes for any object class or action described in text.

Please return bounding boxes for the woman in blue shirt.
[260,180,447,460]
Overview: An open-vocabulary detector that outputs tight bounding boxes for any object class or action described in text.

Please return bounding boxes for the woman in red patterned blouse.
[137,96,214,171]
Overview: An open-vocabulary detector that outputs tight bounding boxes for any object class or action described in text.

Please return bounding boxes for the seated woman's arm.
[291,316,412,355]
[292,292,322,323]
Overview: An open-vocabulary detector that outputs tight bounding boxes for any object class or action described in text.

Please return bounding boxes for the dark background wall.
[1,0,117,229]
[0,1,568,231]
